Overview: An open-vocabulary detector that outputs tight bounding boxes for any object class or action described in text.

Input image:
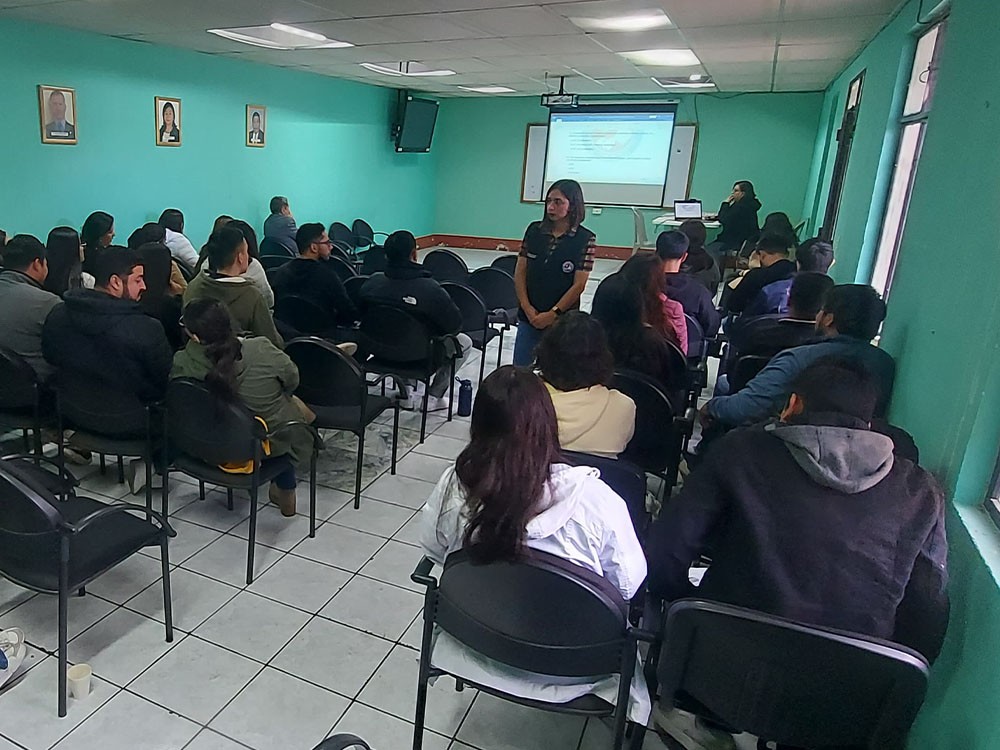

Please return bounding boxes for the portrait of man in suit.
[246,105,266,147]
[39,86,78,144]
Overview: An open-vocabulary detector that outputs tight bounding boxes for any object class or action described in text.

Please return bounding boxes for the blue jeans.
[512,322,544,367]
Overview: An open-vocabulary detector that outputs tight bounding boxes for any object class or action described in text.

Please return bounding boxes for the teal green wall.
[0,20,436,245]
[804,0,1000,747]
[802,4,916,281]
[433,92,823,248]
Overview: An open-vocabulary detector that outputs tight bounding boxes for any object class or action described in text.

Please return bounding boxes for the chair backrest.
[312,735,372,750]
[261,254,293,272]
[330,242,354,265]
[468,267,518,313]
[360,245,386,275]
[423,249,469,284]
[52,370,149,438]
[561,451,648,538]
[611,370,678,474]
[166,378,262,466]
[343,274,368,308]
[260,236,295,258]
[328,255,358,281]
[329,222,356,251]
[274,294,330,336]
[435,548,629,677]
[352,219,375,249]
[286,337,365,408]
[631,207,650,250]
[731,354,772,392]
[489,253,518,276]
[684,313,707,360]
[441,282,487,334]
[658,599,930,750]
[359,305,434,363]
[0,347,40,411]
[0,459,67,588]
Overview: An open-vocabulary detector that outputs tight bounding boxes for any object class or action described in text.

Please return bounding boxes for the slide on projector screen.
[544,108,676,207]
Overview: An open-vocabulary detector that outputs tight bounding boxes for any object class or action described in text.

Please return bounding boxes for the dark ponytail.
[182,299,241,402]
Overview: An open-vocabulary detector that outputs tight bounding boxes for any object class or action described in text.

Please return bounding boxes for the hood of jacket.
[545,383,620,444]
[525,463,600,539]
[62,288,145,336]
[765,417,894,493]
[384,260,431,281]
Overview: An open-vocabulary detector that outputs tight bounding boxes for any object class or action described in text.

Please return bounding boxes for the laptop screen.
[674,200,703,219]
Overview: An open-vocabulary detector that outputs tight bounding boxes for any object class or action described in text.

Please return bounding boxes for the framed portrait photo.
[155,96,182,147]
[246,105,266,147]
[38,85,78,145]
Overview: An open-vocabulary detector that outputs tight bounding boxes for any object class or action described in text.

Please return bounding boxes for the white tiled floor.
[0,248,736,750]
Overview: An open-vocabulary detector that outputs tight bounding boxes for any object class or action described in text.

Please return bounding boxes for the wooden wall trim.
[415,234,632,261]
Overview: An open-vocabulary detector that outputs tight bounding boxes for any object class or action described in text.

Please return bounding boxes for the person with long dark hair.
[620,253,687,355]
[512,179,595,366]
[535,311,635,458]
[707,179,761,258]
[158,101,179,144]
[80,210,114,276]
[45,226,93,296]
[419,365,648,721]
[171,298,312,515]
[761,211,798,248]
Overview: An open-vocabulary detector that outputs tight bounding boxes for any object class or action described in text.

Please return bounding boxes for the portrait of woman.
[155,96,181,146]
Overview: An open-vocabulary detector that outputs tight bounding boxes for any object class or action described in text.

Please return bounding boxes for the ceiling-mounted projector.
[541,77,578,107]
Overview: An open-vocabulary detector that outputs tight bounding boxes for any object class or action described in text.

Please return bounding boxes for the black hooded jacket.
[269,257,359,324]
[358,261,461,336]
[42,289,173,403]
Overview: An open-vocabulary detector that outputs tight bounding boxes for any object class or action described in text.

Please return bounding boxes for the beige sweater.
[544,382,636,458]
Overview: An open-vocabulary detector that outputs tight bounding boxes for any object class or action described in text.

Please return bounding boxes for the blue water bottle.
[457,379,473,417]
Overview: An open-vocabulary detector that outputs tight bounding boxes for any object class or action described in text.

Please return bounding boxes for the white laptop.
[674,200,703,220]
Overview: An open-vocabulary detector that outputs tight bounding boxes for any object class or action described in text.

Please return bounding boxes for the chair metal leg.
[447,360,456,422]
[413,597,437,750]
[309,451,317,538]
[99,453,106,475]
[116,455,125,484]
[391,405,400,475]
[77,586,85,597]
[497,328,505,370]
[161,537,174,643]
[611,645,637,750]
[478,344,487,385]
[354,430,365,510]
[21,429,29,453]
[198,480,206,500]
[57,553,69,718]
[419,382,430,443]
[246,480,259,585]
[144,451,153,514]
[227,488,234,511]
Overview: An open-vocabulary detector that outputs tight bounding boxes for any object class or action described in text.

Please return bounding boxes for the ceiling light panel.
[207,24,352,50]
[586,28,688,53]
[569,11,672,32]
[457,85,517,93]
[620,48,700,66]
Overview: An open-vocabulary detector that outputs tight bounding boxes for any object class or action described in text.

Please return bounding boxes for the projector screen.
[543,104,677,207]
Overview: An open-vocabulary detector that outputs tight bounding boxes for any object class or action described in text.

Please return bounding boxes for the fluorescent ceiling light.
[621,48,700,66]
[458,85,516,93]
[207,24,352,50]
[360,61,455,77]
[570,12,671,32]
[689,74,703,81]
[651,76,715,90]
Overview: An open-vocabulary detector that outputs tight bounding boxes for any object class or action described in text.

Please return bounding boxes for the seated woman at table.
[706,179,761,258]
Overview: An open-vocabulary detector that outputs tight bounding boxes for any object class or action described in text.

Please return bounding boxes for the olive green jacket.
[183,271,282,349]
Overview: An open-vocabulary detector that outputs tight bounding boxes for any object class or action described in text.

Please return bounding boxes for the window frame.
[986,454,1000,531]
[819,70,866,242]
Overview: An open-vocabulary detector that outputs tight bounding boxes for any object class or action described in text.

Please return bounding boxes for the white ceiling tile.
[663,0,781,28]
[585,28,689,53]
[775,58,847,77]
[779,17,887,45]
[693,45,776,64]
[309,14,487,45]
[446,7,579,37]
[781,0,900,21]
[351,41,476,61]
[777,43,859,62]
[703,61,774,77]
[680,23,779,47]
[503,34,607,55]
[447,37,529,57]
[547,0,673,22]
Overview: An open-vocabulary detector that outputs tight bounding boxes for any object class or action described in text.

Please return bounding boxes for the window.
[870,21,946,297]
[987,455,1000,531]
[819,71,865,242]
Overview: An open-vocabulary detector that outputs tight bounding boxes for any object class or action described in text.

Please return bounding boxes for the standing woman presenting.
[513,179,595,366]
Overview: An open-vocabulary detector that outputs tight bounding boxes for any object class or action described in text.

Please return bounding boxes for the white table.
[652,214,721,229]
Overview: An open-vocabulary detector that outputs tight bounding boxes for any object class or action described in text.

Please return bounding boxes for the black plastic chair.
[0,347,49,457]
[260,236,296,258]
[561,451,648,540]
[411,550,652,750]
[730,354,773,393]
[0,458,175,717]
[329,222,357,257]
[163,378,321,584]
[344,275,369,309]
[490,253,518,276]
[352,219,388,252]
[360,245,387,276]
[261,254,293,272]
[657,599,930,750]
[358,305,457,443]
[51,370,161,509]
[683,314,710,407]
[312,735,371,750]
[274,294,331,337]
[423,249,469,284]
[442,282,500,384]
[611,370,693,492]
[328,255,359,283]
[286,338,400,510]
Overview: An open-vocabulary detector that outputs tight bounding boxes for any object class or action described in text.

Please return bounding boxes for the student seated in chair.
[359,230,470,412]
[656,230,721,343]
[183,224,283,349]
[535,311,635,459]
[0,234,62,381]
[269,222,359,327]
[703,284,895,430]
[262,195,298,255]
[721,232,796,316]
[678,219,721,297]
[420,365,650,722]
[646,358,948,748]
[794,237,835,274]
[172,299,314,517]
[158,208,200,271]
[750,237,836,318]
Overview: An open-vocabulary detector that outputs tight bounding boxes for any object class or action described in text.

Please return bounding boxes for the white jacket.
[163,228,199,270]
[420,463,650,722]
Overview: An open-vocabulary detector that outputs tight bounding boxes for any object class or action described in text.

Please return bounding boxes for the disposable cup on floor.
[67,663,92,699]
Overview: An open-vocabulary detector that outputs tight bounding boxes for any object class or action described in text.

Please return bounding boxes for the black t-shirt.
[518,221,595,322]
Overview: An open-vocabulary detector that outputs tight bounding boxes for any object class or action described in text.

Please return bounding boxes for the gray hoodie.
[765,422,894,493]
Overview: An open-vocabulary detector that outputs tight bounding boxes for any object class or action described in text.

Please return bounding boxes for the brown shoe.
[269,482,296,517]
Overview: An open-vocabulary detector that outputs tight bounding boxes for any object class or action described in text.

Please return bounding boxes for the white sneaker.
[0,628,27,690]
[652,705,737,750]
[426,395,451,412]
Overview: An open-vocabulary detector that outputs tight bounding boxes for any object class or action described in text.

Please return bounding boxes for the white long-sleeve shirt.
[163,228,200,270]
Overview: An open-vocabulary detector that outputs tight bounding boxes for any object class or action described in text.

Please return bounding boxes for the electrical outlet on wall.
[592,207,602,215]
